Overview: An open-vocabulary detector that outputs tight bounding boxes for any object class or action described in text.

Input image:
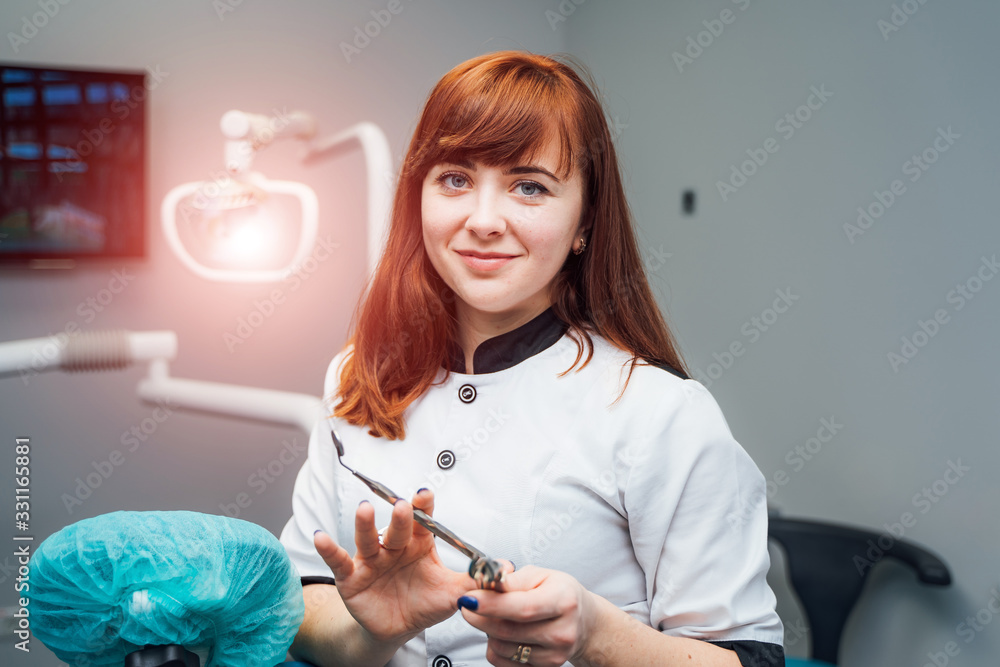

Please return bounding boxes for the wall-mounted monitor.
[0,62,146,267]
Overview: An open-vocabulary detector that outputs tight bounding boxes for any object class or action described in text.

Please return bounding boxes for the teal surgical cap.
[28,511,304,666]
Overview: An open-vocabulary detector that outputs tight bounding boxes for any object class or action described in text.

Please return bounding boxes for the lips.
[456,249,517,271]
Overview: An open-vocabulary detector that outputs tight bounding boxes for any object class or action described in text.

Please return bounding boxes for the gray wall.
[0,1,995,665]
[567,0,1000,664]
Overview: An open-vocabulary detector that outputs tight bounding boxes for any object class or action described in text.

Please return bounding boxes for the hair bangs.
[416,63,581,180]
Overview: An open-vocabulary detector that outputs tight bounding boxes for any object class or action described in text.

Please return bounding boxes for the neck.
[456,302,551,374]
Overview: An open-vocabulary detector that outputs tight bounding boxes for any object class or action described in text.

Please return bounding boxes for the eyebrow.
[447,158,562,184]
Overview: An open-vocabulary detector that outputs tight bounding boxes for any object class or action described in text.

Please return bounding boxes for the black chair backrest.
[768,516,951,664]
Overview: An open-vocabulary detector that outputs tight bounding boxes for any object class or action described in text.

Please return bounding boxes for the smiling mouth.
[456,250,517,271]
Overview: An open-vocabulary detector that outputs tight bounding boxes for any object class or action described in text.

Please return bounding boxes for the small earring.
[573,238,587,255]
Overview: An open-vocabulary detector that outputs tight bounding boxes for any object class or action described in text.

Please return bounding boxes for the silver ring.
[512,644,531,664]
[377,526,388,548]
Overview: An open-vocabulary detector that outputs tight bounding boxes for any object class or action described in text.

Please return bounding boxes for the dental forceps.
[331,428,507,591]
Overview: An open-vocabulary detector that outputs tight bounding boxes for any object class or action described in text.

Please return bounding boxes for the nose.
[464,188,507,238]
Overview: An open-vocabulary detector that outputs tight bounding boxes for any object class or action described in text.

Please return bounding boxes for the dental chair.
[29,511,306,667]
[768,514,952,666]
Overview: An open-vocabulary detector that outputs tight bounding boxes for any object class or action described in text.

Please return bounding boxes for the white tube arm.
[0,330,323,433]
[222,110,319,173]
[137,373,325,435]
[0,336,66,375]
[303,121,392,277]
[0,331,177,376]
[221,110,318,143]
[129,331,179,360]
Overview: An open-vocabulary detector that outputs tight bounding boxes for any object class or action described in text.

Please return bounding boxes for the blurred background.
[0,0,996,664]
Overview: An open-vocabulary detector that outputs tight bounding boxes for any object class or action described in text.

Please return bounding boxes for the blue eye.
[516,181,548,197]
[436,172,469,190]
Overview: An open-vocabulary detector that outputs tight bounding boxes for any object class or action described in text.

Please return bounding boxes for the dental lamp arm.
[0,330,176,376]
[138,364,325,435]
[303,121,392,279]
[221,109,318,173]
[0,331,324,434]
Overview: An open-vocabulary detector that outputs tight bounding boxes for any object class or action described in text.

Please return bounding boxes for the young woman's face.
[420,136,585,326]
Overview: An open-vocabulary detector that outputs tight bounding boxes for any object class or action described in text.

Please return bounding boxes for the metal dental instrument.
[330,428,507,591]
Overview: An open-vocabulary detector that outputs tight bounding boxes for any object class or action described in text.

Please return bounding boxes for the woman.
[280,51,784,666]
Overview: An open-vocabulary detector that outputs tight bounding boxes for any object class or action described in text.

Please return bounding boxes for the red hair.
[334,51,688,439]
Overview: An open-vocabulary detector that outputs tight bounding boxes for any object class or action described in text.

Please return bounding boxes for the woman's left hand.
[456,565,604,666]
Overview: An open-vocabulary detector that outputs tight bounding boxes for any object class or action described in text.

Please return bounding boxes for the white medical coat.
[280,314,783,666]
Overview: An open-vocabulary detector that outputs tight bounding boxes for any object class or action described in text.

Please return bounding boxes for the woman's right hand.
[313,488,475,647]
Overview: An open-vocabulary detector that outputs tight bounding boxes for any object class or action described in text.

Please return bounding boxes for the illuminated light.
[208,210,281,269]
[161,112,390,282]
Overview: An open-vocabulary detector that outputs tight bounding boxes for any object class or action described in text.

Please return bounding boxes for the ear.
[577,203,594,240]
[571,223,590,255]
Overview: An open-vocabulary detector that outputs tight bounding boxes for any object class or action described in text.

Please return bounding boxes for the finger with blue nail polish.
[457,595,479,612]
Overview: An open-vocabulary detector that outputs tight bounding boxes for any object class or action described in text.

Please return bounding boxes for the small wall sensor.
[682,189,696,215]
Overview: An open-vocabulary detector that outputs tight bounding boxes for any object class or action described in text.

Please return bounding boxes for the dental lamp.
[2,113,393,431]
[161,110,392,282]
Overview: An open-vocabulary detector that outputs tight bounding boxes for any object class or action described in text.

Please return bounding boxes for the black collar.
[444,308,689,379]
[445,308,568,374]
